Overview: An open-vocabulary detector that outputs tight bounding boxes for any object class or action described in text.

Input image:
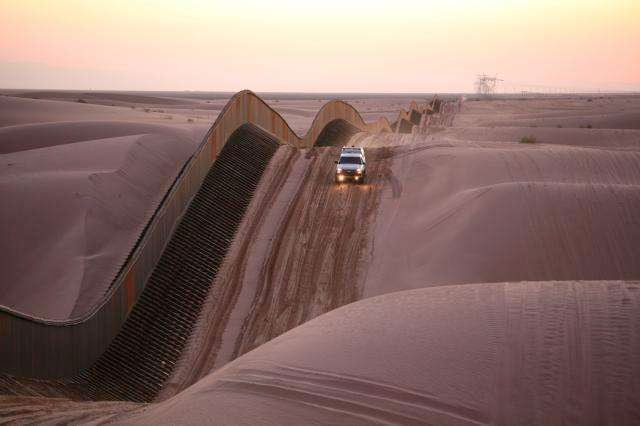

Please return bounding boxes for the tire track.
[159,146,300,398]
[233,146,390,358]
[161,144,392,395]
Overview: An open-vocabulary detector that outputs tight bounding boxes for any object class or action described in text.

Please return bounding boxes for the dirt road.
[161,144,391,397]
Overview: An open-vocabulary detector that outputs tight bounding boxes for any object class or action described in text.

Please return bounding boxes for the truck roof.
[341,147,364,153]
[340,147,365,159]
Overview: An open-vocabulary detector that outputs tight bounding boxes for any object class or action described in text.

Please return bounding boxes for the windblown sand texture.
[1,91,639,425]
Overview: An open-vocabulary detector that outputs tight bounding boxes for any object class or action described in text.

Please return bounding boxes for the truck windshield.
[339,156,363,165]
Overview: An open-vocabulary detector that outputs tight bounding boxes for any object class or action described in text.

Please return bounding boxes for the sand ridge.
[117,281,640,425]
[0,133,195,319]
[1,92,640,424]
[0,91,432,320]
[362,137,640,297]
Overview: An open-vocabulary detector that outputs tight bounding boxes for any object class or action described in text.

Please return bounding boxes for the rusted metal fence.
[0,90,431,380]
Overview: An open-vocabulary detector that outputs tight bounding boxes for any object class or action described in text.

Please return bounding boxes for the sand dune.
[117,281,640,425]
[0,91,421,321]
[0,95,175,127]
[161,97,640,405]
[3,281,638,424]
[363,138,640,297]
[0,133,194,319]
[1,92,640,424]
[0,120,204,154]
[0,93,210,319]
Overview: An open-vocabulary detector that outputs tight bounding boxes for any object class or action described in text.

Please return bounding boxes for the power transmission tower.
[475,74,503,97]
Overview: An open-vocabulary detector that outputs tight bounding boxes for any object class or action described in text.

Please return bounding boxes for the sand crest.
[120,281,640,425]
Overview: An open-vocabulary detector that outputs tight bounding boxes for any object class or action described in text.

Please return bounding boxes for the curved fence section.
[0,90,430,383]
[71,124,280,402]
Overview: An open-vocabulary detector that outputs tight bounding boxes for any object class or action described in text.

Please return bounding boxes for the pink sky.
[0,0,638,92]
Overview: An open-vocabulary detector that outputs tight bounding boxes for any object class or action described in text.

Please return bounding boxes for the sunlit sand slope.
[120,281,640,425]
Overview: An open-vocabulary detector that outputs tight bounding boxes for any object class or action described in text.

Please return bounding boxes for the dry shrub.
[520,135,537,144]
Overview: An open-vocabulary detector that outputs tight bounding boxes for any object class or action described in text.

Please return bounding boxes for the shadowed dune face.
[0,133,194,319]
[0,95,207,129]
[0,94,209,320]
[0,121,202,154]
[118,282,640,425]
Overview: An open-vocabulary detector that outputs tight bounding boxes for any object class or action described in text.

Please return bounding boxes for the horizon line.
[2,88,640,96]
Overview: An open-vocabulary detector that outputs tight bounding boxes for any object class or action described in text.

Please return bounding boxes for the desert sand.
[0,90,422,319]
[0,93,207,319]
[4,282,638,424]
[360,136,640,298]
[119,281,640,425]
[158,95,640,395]
[1,92,639,424]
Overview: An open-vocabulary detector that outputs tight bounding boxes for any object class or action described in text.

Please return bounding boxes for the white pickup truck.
[335,147,367,184]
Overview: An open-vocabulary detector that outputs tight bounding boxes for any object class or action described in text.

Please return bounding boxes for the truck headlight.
[337,168,343,174]
[356,168,363,174]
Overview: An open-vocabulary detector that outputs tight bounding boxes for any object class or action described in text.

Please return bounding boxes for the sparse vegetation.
[557,124,562,128]
[187,118,194,123]
[520,136,537,144]
[77,99,88,103]
[144,108,150,113]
